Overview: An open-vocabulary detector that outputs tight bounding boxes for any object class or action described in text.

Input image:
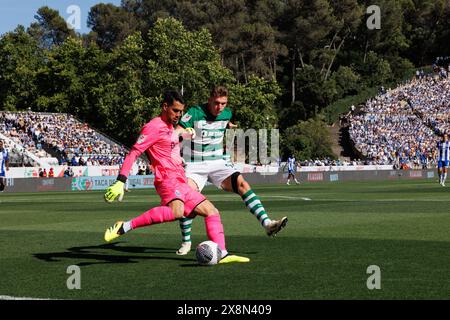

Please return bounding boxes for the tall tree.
[0,26,44,110]
[278,0,335,103]
[228,75,281,130]
[87,3,139,51]
[27,6,76,48]
[176,0,249,80]
[321,0,363,81]
[282,117,335,160]
[122,0,178,28]
[145,17,234,106]
[404,0,450,65]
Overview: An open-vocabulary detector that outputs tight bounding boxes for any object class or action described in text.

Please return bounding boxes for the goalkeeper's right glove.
[104,180,125,203]
[181,127,196,140]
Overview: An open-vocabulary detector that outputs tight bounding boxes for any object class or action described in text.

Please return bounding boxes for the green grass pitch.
[1,179,449,300]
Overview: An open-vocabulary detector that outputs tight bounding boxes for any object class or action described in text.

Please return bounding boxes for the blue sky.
[0,0,122,35]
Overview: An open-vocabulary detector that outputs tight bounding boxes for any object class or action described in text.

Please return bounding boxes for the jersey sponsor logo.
[181,114,192,122]
[196,120,228,130]
[201,130,224,138]
[137,134,146,144]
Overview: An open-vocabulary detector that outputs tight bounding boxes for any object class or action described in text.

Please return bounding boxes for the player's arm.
[105,124,156,203]
[177,108,196,139]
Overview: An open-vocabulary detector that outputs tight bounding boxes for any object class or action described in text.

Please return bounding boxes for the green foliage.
[403,0,450,65]
[228,75,281,130]
[321,86,378,124]
[385,56,416,82]
[2,1,450,156]
[145,18,233,106]
[0,26,44,111]
[282,117,335,161]
[330,66,360,97]
[27,6,76,48]
[355,51,392,87]
[295,65,338,112]
[87,3,139,51]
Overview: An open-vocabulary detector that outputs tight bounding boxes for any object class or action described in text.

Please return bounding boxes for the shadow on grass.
[33,242,196,267]
[34,241,257,268]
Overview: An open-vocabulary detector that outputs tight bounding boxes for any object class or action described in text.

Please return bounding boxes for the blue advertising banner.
[71,175,155,191]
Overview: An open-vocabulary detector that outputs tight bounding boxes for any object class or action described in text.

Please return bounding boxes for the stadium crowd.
[2,66,449,171]
[348,73,449,169]
[0,111,128,166]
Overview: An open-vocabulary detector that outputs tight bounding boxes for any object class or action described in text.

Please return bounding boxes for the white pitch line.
[264,195,311,201]
[0,295,54,300]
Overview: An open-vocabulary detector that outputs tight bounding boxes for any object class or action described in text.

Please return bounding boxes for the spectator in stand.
[0,111,128,166]
[71,155,78,166]
[64,166,74,177]
[348,74,449,168]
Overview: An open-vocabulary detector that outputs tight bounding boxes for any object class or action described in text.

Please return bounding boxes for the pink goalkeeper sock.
[131,206,175,229]
[205,214,226,252]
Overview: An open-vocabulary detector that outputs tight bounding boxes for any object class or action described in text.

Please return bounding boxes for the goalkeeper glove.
[104,180,125,203]
[182,127,196,139]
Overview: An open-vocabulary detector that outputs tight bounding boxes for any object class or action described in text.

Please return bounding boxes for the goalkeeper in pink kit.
[103,91,248,264]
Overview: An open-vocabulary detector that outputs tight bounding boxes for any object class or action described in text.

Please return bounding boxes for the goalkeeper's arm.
[104,130,151,202]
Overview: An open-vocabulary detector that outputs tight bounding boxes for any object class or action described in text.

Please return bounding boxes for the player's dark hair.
[210,85,228,98]
[161,90,184,107]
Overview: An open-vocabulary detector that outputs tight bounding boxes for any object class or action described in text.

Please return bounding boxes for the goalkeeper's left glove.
[104,180,125,203]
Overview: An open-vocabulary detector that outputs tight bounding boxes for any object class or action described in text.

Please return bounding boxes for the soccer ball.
[195,241,222,265]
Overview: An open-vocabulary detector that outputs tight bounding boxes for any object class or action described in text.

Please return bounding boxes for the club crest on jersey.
[175,190,181,197]
[181,114,192,122]
[137,134,146,144]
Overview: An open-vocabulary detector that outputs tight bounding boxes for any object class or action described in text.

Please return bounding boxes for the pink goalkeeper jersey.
[119,116,185,184]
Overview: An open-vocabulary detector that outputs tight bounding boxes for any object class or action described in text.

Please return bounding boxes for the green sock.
[241,190,270,227]
[179,217,193,243]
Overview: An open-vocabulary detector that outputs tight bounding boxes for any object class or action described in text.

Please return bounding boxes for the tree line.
[1,0,449,160]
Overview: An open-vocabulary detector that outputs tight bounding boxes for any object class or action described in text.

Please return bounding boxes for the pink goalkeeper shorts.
[155,179,206,217]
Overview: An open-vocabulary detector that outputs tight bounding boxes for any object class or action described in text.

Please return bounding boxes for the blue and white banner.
[71,175,155,191]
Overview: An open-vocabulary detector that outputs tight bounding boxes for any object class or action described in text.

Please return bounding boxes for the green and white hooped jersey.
[179,104,231,162]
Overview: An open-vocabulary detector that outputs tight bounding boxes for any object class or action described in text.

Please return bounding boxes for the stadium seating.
[0,111,128,167]
[348,77,449,169]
